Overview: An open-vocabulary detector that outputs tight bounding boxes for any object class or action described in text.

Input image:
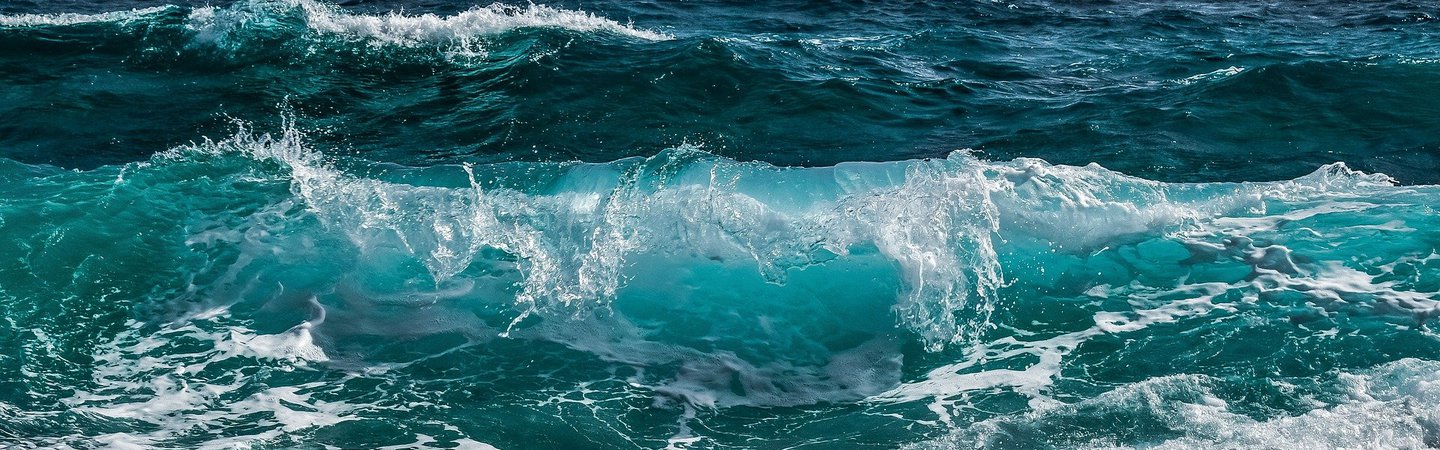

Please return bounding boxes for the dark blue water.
[1,1,1439,448]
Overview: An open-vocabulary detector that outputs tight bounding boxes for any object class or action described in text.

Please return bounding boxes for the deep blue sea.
[2,1,1439,448]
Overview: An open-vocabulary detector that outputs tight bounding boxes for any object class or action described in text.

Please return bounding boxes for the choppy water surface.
[1,1,1438,448]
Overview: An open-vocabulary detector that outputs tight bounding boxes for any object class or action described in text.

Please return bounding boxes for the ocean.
[1,0,1438,448]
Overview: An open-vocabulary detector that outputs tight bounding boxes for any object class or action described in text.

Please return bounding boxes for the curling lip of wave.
[1,0,672,42]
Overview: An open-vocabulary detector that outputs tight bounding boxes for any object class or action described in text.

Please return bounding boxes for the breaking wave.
[1,122,1435,447]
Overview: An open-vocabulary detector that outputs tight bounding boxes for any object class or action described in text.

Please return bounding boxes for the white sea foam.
[1138,364,1440,450]
[909,359,1440,449]
[300,2,670,42]
[0,6,173,27]
[186,0,670,48]
[61,321,347,446]
[874,281,1237,423]
[1,0,670,53]
[1174,65,1244,85]
[52,316,500,448]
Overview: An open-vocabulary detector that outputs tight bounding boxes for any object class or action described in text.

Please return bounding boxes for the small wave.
[1173,65,1244,85]
[1,1,669,50]
[0,6,175,27]
[184,0,670,45]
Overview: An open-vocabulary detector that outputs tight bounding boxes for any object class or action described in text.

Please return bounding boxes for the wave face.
[2,1,1440,449]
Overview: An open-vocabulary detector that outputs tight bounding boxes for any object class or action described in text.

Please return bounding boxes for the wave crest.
[184,0,670,46]
[0,6,175,27]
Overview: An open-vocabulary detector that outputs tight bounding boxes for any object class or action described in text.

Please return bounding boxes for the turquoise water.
[1,1,1439,448]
